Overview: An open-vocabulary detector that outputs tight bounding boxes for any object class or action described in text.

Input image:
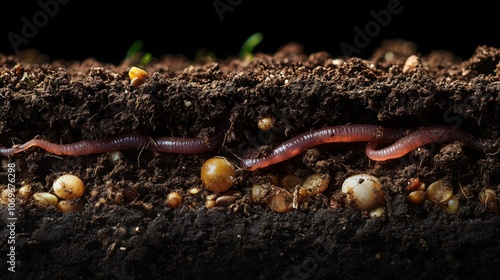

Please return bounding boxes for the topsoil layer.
[1,40,500,280]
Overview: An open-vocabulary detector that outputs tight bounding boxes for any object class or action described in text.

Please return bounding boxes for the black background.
[0,0,497,64]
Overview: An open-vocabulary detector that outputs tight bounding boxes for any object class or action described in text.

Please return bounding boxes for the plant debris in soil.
[1,39,500,280]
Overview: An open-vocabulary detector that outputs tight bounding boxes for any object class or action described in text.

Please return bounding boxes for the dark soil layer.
[1,41,500,280]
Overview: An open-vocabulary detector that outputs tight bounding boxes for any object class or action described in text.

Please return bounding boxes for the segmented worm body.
[240,124,408,171]
[0,124,227,156]
[364,125,491,161]
[0,134,151,156]
[0,123,493,172]
[241,124,494,171]
[152,123,227,154]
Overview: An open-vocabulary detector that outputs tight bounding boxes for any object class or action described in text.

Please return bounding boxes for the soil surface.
[1,40,500,280]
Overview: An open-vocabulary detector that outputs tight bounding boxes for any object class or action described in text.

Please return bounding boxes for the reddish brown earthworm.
[240,124,494,171]
[0,134,151,156]
[239,124,408,171]
[365,125,492,161]
[0,123,227,157]
[0,123,493,171]
[152,122,227,154]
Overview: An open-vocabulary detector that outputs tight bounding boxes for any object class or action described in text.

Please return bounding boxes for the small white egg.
[341,174,385,211]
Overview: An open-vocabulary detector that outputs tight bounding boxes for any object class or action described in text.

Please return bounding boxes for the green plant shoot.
[239,32,263,61]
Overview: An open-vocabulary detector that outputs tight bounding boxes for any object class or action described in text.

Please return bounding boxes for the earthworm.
[1,123,493,170]
[152,121,227,154]
[0,123,227,157]
[240,124,408,171]
[240,124,494,171]
[0,134,151,156]
[365,125,492,161]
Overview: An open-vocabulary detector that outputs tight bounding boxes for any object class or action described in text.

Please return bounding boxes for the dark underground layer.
[0,124,495,170]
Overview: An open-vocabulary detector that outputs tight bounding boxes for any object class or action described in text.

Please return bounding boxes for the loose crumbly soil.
[1,40,500,280]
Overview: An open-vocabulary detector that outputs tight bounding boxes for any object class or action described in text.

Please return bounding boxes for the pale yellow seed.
[189,187,202,195]
[128,67,148,86]
[257,117,274,131]
[17,185,33,205]
[408,190,426,205]
[165,192,183,209]
[403,55,420,73]
[0,188,12,205]
[478,188,498,211]
[302,173,330,195]
[426,180,453,203]
[52,174,85,200]
[32,192,58,207]
[445,194,460,215]
[369,207,386,218]
[250,184,269,204]
[56,199,84,213]
[206,194,217,201]
[267,190,293,213]
[479,189,496,205]
[205,200,216,209]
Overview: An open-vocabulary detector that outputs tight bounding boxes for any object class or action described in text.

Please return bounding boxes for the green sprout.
[239,32,263,61]
[140,52,152,66]
[125,40,152,66]
[125,40,143,59]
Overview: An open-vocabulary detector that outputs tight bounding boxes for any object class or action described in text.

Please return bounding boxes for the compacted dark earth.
[1,40,499,279]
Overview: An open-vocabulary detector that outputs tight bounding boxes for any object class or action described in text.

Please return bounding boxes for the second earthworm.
[240,124,494,171]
